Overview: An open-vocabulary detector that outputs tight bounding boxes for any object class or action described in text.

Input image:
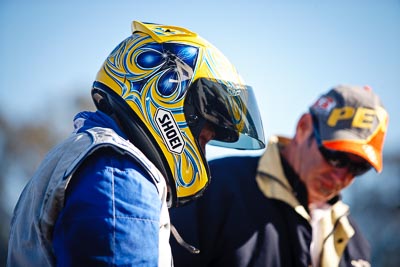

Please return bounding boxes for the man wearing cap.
[169,85,389,267]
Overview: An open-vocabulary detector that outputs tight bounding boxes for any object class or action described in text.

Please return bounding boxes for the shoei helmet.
[92,21,265,207]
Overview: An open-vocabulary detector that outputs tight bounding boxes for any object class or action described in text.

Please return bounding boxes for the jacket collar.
[255,136,310,220]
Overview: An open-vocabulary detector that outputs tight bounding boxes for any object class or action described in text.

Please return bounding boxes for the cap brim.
[323,140,382,173]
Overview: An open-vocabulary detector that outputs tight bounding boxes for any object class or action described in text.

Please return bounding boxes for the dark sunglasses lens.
[312,116,372,176]
[319,146,371,176]
[350,163,372,176]
[319,147,348,168]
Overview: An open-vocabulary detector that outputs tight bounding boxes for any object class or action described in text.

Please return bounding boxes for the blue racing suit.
[7,111,172,267]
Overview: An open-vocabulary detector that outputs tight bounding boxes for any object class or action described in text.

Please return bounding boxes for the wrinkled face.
[293,114,370,204]
[299,136,358,204]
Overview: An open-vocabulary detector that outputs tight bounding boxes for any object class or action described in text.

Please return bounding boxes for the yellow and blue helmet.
[92,21,265,207]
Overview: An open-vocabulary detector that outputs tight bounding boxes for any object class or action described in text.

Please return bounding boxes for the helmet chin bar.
[92,86,175,207]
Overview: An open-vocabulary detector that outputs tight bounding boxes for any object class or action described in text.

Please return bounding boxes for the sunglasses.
[311,116,372,176]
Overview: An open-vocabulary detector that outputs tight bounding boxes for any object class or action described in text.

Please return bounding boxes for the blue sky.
[1,0,399,157]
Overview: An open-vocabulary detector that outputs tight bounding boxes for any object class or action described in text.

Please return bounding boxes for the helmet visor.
[185,78,265,150]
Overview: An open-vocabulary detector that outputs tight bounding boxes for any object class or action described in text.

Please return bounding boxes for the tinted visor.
[184,78,265,150]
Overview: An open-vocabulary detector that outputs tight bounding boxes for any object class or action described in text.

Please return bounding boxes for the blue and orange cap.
[309,85,389,172]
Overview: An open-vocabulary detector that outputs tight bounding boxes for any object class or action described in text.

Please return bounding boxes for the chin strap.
[170,223,200,254]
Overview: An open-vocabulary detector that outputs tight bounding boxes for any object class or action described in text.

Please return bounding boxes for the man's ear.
[294,113,313,144]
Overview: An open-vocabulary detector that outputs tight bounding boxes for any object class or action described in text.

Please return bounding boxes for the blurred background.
[0,0,399,266]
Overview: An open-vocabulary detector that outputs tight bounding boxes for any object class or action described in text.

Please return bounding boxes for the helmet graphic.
[92,21,265,207]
